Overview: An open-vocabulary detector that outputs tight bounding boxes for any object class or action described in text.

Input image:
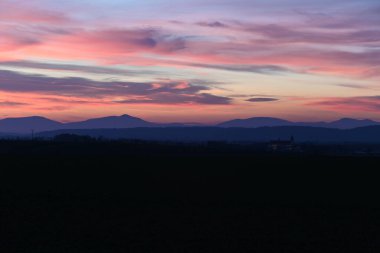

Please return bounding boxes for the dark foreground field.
[1,140,380,252]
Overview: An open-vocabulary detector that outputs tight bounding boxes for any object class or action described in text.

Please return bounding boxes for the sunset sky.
[0,0,379,123]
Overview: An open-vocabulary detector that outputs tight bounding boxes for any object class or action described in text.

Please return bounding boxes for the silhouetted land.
[2,138,380,252]
[2,115,380,134]
[36,125,380,143]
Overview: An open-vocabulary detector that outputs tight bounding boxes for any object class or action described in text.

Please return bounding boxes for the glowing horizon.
[1,0,380,123]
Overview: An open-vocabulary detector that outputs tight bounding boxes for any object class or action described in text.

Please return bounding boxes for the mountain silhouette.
[326,118,380,129]
[1,114,380,134]
[38,126,380,143]
[218,117,293,128]
[0,116,62,133]
[218,117,380,129]
[64,114,156,129]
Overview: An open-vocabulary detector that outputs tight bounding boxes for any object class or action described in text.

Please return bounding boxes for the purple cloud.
[0,101,29,107]
[77,29,187,53]
[116,93,231,105]
[336,84,370,89]
[197,21,228,28]
[246,97,279,102]
[238,23,380,44]
[0,70,231,105]
[0,60,157,76]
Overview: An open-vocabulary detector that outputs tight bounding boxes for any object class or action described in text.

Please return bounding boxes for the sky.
[0,0,379,123]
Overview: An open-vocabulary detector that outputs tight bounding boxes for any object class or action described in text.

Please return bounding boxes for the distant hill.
[325,118,380,129]
[218,117,293,128]
[38,126,380,143]
[0,116,63,133]
[1,114,380,134]
[218,117,380,129]
[64,114,157,129]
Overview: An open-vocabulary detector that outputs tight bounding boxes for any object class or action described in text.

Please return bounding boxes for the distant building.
[268,136,296,152]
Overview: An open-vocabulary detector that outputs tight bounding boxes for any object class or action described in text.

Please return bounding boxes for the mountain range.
[217,117,380,129]
[0,114,380,134]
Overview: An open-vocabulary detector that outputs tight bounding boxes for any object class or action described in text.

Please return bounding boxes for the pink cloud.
[0,15,378,80]
[0,27,41,53]
[21,28,185,60]
[306,96,380,112]
[0,1,69,24]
